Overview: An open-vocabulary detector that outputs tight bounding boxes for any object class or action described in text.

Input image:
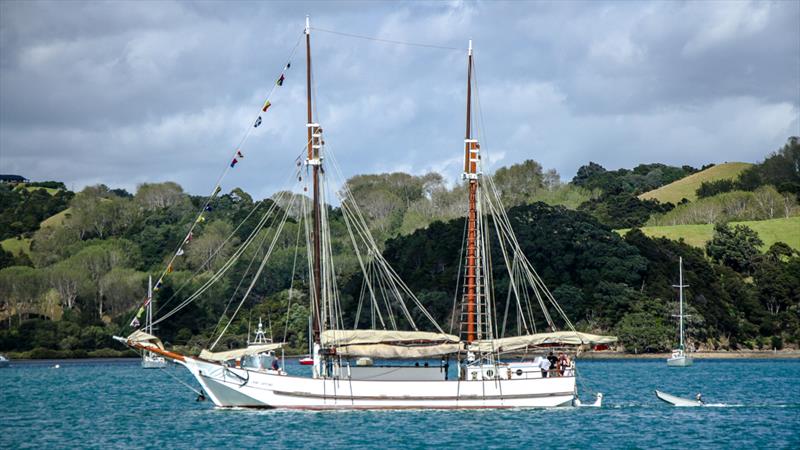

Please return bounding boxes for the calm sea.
[1,358,798,449]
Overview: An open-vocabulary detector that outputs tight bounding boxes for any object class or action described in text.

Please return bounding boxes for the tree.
[47,261,93,310]
[99,268,146,318]
[0,266,44,325]
[186,220,237,272]
[135,182,187,211]
[69,239,141,317]
[696,179,736,198]
[30,225,82,267]
[705,223,763,274]
[616,311,673,353]
[491,159,545,206]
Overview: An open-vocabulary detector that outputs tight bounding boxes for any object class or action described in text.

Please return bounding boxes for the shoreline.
[577,350,800,360]
[3,350,800,362]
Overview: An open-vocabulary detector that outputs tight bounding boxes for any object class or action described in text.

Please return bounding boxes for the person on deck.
[271,358,280,371]
[539,355,551,378]
[547,351,558,377]
[558,353,572,376]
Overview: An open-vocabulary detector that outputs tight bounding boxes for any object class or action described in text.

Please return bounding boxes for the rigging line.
[207,189,294,349]
[310,27,461,51]
[137,31,305,326]
[153,190,287,327]
[449,211,469,335]
[153,183,286,319]
[210,193,298,349]
[282,211,304,344]
[158,364,205,397]
[153,173,306,327]
[205,185,301,343]
[153,144,308,318]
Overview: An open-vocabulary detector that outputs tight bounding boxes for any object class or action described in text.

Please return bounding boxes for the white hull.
[182,358,576,409]
[142,354,167,369]
[655,390,702,406]
[667,349,693,367]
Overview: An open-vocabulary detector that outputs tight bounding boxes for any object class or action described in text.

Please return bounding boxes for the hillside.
[638,162,752,204]
[617,216,800,251]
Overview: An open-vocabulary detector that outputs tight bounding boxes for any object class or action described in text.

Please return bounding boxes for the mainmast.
[678,257,685,349]
[306,16,323,345]
[672,257,689,350]
[463,40,480,343]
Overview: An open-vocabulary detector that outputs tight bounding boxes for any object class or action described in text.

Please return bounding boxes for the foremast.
[305,16,323,348]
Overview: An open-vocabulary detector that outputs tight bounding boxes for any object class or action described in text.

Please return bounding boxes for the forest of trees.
[0,137,798,357]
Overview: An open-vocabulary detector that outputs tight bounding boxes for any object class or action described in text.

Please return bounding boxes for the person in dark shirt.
[547,351,558,377]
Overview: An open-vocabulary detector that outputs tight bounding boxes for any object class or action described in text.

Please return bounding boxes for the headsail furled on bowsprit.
[116,17,616,409]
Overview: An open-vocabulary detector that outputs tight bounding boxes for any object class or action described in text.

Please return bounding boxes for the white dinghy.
[655,390,703,406]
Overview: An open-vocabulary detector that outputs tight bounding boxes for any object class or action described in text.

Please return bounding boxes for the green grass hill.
[617,216,800,251]
[638,162,752,204]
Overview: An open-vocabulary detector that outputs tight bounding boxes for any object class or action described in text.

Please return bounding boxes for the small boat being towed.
[655,390,703,406]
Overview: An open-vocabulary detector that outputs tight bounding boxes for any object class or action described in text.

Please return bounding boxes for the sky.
[1,0,798,199]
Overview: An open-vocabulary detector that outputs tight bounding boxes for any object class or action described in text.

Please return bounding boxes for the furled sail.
[322,330,461,359]
[127,330,165,351]
[468,332,618,353]
[198,343,284,362]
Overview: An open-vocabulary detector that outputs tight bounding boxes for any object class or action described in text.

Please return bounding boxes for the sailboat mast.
[678,257,684,349]
[147,275,152,334]
[463,40,478,343]
[306,16,322,344]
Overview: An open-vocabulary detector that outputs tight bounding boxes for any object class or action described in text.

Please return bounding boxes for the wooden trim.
[127,341,185,362]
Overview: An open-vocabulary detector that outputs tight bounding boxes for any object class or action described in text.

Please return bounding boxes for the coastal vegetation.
[0,137,798,357]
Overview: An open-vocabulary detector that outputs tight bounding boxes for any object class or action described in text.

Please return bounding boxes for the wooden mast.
[464,40,478,343]
[306,16,322,344]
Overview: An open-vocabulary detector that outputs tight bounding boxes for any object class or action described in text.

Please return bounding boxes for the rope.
[311,27,461,51]
[126,30,305,329]
[159,364,205,398]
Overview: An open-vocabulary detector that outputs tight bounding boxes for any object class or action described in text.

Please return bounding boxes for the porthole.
[516,369,523,376]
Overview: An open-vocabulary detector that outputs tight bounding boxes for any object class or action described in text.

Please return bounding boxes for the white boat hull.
[655,390,702,406]
[142,354,168,369]
[667,350,693,367]
[182,358,576,409]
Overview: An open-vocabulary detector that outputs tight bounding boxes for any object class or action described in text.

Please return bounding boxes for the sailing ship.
[667,257,693,367]
[141,276,167,369]
[116,18,616,409]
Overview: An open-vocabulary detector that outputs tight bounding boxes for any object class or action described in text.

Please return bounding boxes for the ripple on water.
[1,358,799,449]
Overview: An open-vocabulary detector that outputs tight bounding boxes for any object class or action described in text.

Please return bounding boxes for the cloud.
[0,0,797,199]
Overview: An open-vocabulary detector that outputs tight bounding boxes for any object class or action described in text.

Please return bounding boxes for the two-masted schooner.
[116,18,615,409]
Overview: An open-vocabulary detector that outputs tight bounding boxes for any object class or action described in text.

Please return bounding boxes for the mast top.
[305,15,310,35]
[468,39,472,56]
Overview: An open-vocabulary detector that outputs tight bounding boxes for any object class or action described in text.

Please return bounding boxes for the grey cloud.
[0,0,797,198]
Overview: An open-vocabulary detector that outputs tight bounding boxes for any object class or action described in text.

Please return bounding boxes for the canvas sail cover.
[198,343,284,362]
[321,329,461,359]
[127,330,165,351]
[468,331,618,353]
